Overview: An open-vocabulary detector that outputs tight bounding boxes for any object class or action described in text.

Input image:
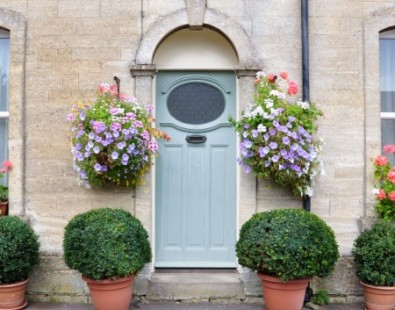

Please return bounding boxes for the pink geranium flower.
[383,144,395,154]
[279,71,288,80]
[267,73,276,84]
[2,161,13,169]
[287,81,299,95]
[388,191,395,201]
[376,189,386,200]
[375,155,388,166]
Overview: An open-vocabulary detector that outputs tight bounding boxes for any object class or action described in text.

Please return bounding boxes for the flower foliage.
[68,83,170,188]
[372,144,395,221]
[229,71,324,197]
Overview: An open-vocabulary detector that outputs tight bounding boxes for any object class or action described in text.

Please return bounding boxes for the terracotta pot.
[83,275,134,310]
[257,273,310,310]
[361,282,395,310]
[0,201,8,216]
[0,278,29,310]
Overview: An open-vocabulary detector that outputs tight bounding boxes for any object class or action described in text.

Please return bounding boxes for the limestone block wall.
[0,0,393,302]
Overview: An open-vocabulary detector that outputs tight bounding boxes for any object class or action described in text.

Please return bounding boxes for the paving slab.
[25,302,365,309]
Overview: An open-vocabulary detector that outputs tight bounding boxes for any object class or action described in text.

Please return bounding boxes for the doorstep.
[145,271,246,302]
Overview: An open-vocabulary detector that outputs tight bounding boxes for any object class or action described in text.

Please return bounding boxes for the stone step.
[146,272,246,302]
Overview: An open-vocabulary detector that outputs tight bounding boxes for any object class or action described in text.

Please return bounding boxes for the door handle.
[186,135,207,144]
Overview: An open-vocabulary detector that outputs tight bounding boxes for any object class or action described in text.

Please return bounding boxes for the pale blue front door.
[155,71,237,268]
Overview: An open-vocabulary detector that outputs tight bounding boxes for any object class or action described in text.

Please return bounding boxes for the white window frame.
[379,29,395,146]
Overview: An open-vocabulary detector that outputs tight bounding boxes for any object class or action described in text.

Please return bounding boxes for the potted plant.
[236,208,339,310]
[0,216,40,309]
[67,82,169,189]
[63,208,152,310]
[352,220,395,310]
[0,160,13,216]
[372,144,395,221]
[229,71,324,197]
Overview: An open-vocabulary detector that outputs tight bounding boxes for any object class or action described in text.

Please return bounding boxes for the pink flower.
[376,189,386,200]
[254,78,261,84]
[110,84,118,96]
[0,168,6,174]
[98,83,110,93]
[388,191,395,201]
[387,170,395,183]
[383,144,395,154]
[267,74,276,83]
[287,81,299,95]
[2,161,13,169]
[279,72,288,80]
[375,155,389,166]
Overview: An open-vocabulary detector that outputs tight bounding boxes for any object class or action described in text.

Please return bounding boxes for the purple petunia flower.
[141,130,150,141]
[269,142,278,149]
[101,140,110,147]
[111,151,119,160]
[110,122,122,131]
[121,154,129,165]
[259,146,270,157]
[117,142,126,150]
[282,137,290,145]
[272,155,280,162]
[291,143,299,151]
[76,130,85,138]
[92,121,106,134]
[93,146,100,154]
[79,111,86,120]
[94,163,102,172]
[134,120,143,128]
[291,164,301,172]
[127,144,136,153]
[243,139,253,149]
[269,128,276,136]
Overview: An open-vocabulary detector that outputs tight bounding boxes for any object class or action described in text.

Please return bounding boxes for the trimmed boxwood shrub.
[63,208,152,280]
[352,220,395,286]
[0,216,40,284]
[236,208,339,281]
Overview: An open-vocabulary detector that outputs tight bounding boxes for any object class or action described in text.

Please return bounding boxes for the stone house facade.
[0,0,394,304]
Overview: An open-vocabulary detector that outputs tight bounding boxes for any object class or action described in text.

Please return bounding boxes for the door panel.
[155,71,236,268]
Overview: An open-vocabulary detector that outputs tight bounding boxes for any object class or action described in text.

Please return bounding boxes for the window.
[380,29,395,160]
[0,28,10,185]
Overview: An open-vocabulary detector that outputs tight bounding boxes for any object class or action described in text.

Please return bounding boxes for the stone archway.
[133,7,261,68]
[129,4,262,271]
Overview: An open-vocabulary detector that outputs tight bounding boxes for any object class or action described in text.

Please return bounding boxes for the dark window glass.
[167,82,225,125]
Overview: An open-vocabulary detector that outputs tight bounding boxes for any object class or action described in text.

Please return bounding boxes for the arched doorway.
[154,28,238,267]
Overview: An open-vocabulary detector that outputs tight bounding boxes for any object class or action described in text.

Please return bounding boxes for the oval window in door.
[167,82,225,125]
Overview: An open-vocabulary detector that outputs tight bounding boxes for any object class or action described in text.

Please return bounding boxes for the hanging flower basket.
[229,71,324,197]
[67,83,170,188]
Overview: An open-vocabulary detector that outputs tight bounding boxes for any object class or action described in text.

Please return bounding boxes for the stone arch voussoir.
[133,8,262,68]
